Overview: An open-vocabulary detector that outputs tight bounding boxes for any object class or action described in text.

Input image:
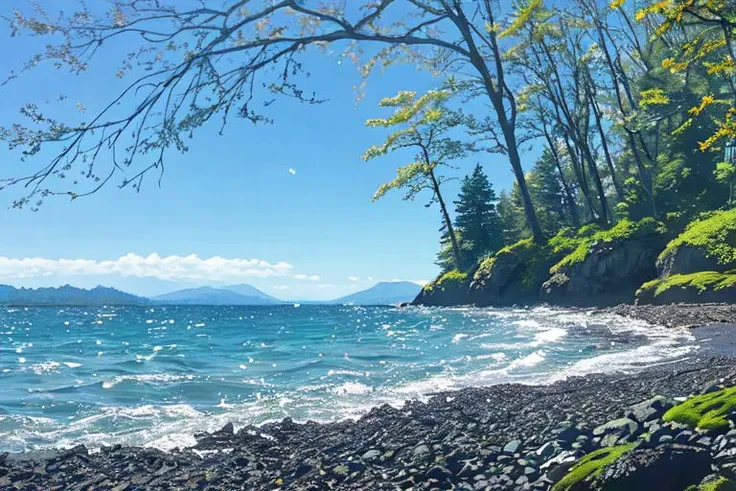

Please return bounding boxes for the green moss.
[551,218,667,274]
[495,237,535,257]
[473,256,496,281]
[423,269,469,293]
[551,443,637,491]
[659,208,736,269]
[638,271,736,297]
[473,231,583,289]
[697,477,736,491]
[663,386,736,432]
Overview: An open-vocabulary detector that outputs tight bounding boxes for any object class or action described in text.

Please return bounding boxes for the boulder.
[636,272,736,305]
[626,396,673,423]
[542,235,665,307]
[657,244,728,278]
[656,209,736,278]
[413,270,471,306]
[592,418,639,439]
[470,238,567,306]
[590,444,711,490]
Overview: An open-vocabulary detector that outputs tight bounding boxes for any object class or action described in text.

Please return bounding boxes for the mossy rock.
[414,269,470,306]
[663,386,736,433]
[551,443,636,491]
[470,232,578,306]
[688,476,736,491]
[657,209,736,278]
[542,218,667,306]
[636,271,736,305]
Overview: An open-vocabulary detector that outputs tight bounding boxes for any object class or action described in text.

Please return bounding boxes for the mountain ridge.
[0,284,147,306]
[328,281,421,305]
[153,285,283,305]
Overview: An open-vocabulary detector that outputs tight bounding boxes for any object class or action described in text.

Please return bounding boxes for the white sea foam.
[451,333,468,344]
[331,382,373,395]
[3,305,700,454]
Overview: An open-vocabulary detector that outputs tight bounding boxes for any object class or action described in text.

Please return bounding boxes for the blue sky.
[0,3,537,300]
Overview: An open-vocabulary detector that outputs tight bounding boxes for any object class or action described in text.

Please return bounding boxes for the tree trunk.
[587,82,624,201]
[429,168,462,270]
[543,127,581,228]
[450,7,545,243]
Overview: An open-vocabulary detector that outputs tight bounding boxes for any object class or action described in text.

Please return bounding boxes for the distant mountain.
[0,284,147,306]
[224,284,283,304]
[329,281,422,306]
[153,286,283,305]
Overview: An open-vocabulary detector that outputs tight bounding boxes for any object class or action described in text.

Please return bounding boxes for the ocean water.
[0,305,696,452]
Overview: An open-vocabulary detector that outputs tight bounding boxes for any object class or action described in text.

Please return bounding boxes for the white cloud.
[412,280,429,286]
[272,285,291,290]
[367,276,374,281]
[0,253,300,282]
[294,273,320,281]
[347,276,359,282]
[288,168,296,175]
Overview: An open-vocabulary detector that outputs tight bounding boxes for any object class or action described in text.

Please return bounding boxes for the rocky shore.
[3,312,736,490]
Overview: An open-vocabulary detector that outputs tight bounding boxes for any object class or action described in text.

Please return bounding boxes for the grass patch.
[551,218,666,274]
[551,443,637,491]
[658,208,736,269]
[663,386,736,433]
[423,269,468,293]
[638,271,736,297]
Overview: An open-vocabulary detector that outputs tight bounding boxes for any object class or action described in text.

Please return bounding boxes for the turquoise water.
[0,305,695,452]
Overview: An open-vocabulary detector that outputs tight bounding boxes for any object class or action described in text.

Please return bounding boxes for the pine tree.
[528,150,572,236]
[453,164,504,266]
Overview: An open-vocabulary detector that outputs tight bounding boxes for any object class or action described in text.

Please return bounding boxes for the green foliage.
[715,162,736,206]
[363,90,468,202]
[638,271,736,297]
[552,218,667,273]
[451,164,504,268]
[527,149,573,236]
[663,386,736,433]
[473,256,497,281]
[551,444,637,491]
[424,269,469,293]
[475,231,581,289]
[658,209,736,269]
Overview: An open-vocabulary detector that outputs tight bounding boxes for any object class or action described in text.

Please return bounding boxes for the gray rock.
[627,396,673,423]
[593,417,639,438]
[590,444,711,491]
[426,465,451,480]
[361,449,381,462]
[412,444,431,461]
[555,426,582,444]
[503,440,521,454]
[536,442,556,459]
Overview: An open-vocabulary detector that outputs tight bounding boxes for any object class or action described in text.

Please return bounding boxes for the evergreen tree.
[453,165,504,266]
[528,150,571,236]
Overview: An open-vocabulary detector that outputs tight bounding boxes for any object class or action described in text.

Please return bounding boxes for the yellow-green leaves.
[639,88,671,108]
[499,0,544,39]
[372,162,430,201]
[609,0,626,9]
[366,90,451,128]
[361,128,415,161]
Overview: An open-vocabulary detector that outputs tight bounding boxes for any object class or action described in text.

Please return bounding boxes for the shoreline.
[3,305,736,490]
